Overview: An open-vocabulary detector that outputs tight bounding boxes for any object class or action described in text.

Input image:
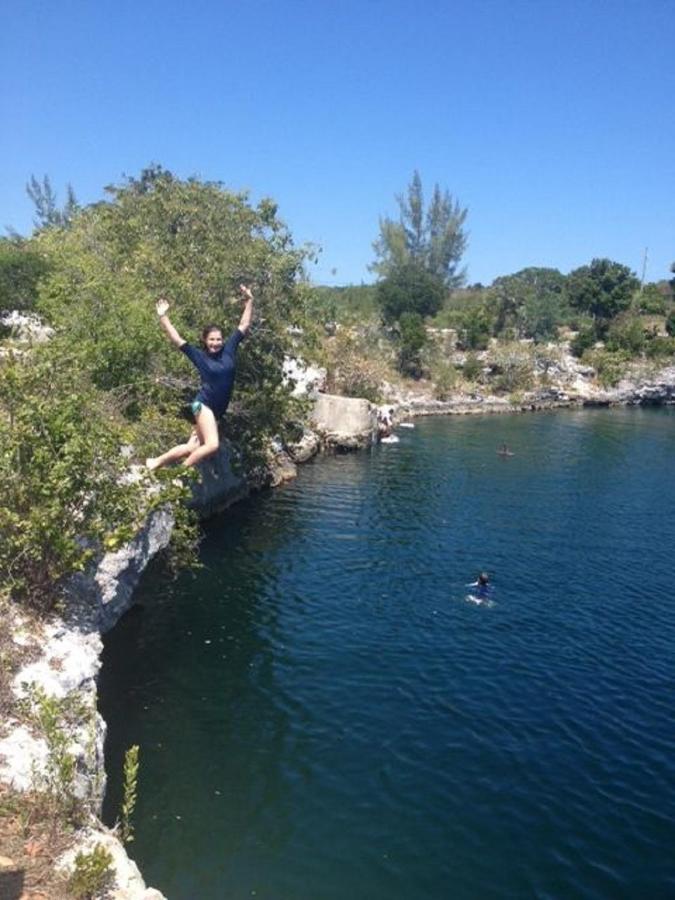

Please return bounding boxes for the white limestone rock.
[282,356,327,396]
[311,393,378,450]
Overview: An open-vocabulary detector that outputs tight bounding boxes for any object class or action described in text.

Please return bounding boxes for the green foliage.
[456,303,492,350]
[67,843,114,899]
[606,315,646,355]
[637,283,667,315]
[645,335,675,358]
[323,329,388,403]
[0,352,145,609]
[397,312,427,377]
[26,175,78,230]
[21,685,85,824]
[376,263,446,324]
[34,167,310,464]
[462,353,483,382]
[308,285,378,325]
[582,348,631,387]
[666,309,675,337]
[0,238,50,312]
[372,171,468,287]
[119,745,139,844]
[490,267,567,340]
[570,322,598,358]
[430,361,458,400]
[489,348,534,394]
[567,258,639,324]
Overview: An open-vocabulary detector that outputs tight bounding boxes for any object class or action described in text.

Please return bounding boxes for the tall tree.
[372,171,468,288]
[26,175,78,230]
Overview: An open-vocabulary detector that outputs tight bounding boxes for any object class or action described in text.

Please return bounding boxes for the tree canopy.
[376,263,446,323]
[372,171,468,288]
[567,258,639,325]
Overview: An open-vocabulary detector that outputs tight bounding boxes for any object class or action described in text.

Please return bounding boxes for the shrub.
[645,336,675,359]
[398,312,427,377]
[0,351,149,609]
[67,843,114,899]
[582,349,630,387]
[431,361,458,400]
[666,310,675,337]
[570,323,597,358]
[606,315,646,355]
[462,353,482,382]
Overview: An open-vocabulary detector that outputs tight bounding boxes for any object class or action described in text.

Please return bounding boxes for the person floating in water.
[146,284,254,471]
[469,572,491,598]
[497,443,514,457]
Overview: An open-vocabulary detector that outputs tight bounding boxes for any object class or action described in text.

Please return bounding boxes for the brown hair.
[200,324,223,347]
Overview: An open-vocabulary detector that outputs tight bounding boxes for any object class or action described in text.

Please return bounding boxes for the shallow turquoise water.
[100,408,675,899]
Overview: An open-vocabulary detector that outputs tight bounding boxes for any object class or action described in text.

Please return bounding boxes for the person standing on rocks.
[146,284,253,471]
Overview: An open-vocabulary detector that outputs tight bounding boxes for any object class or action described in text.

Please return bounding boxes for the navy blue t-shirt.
[180,328,245,416]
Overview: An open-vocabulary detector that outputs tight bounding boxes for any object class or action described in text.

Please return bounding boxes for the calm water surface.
[100,409,675,900]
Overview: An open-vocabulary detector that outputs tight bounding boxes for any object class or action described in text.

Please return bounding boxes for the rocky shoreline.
[1,362,674,897]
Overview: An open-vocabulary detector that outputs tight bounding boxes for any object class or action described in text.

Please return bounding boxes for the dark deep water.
[100,408,675,900]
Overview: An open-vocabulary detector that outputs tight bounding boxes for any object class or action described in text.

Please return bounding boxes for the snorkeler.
[469,573,491,598]
[146,284,253,471]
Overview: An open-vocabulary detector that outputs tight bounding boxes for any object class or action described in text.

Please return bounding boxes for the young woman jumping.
[146,284,254,471]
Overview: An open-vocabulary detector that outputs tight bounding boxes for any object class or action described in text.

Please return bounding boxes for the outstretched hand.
[238,284,253,303]
[156,298,170,317]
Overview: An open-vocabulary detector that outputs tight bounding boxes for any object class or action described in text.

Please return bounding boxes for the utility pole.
[640,247,648,290]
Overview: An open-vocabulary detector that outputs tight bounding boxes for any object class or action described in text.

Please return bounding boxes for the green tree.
[0,238,50,312]
[34,166,312,466]
[376,263,446,324]
[567,258,639,329]
[26,174,78,230]
[397,311,427,377]
[372,171,468,287]
[489,267,567,340]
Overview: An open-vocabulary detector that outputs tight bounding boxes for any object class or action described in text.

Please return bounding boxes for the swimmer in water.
[497,443,514,457]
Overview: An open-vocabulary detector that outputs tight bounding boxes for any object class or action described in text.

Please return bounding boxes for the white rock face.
[0,310,54,343]
[311,393,378,449]
[282,356,327,396]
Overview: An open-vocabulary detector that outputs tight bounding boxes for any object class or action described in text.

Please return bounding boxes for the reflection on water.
[100,408,675,900]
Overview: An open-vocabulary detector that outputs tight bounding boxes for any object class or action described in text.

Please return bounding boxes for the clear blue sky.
[2,0,673,286]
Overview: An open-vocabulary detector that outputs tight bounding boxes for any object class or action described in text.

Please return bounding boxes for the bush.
[431,361,458,400]
[376,263,446,323]
[489,349,534,394]
[0,351,149,609]
[462,353,483,382]
[0,238,49,312]
[582,349,630,387]
[67,843,114,899]
[606,315,646,355]
[456,304,492,350]
[398,312,427,377]
[645,335,675,359]
[570,323,597,358]
[666,310,675,337]
[637,284,667,315]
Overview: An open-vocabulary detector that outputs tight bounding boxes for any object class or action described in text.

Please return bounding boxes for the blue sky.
[2,0,673,286]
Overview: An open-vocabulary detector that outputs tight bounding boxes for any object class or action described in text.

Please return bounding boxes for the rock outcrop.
[311,393,378,450]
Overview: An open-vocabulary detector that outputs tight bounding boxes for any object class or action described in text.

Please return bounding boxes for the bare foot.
[146,457,159,471]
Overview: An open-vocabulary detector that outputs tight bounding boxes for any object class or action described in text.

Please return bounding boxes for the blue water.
[100,408,675,899]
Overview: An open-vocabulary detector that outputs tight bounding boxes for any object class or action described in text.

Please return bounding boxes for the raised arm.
[237,284,254,335]
[156,298,186,348]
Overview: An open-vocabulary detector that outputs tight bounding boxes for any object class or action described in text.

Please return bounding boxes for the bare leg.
[182,406,219,467]
[146,431,199,471]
